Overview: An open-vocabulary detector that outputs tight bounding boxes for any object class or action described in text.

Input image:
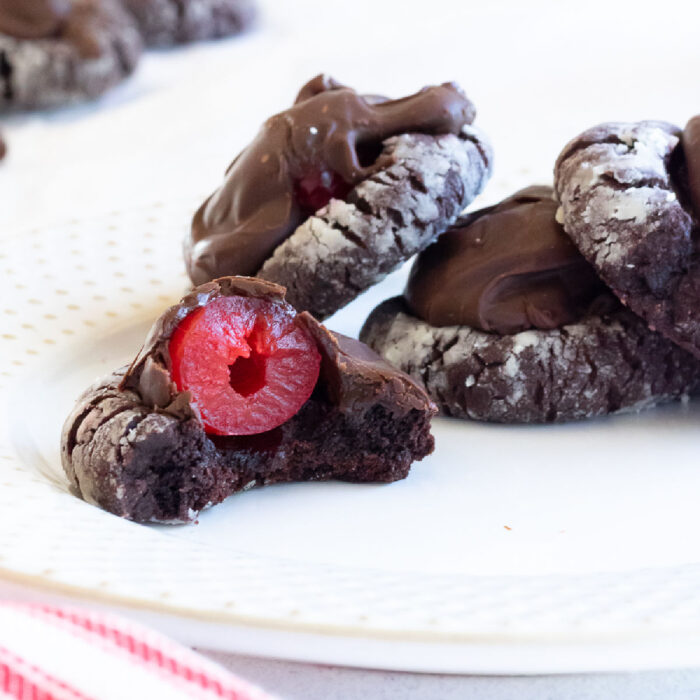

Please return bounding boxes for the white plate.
[2,202,700,675]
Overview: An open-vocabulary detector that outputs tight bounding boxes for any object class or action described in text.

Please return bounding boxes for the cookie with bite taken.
[555,117,700,359]
[61,277,436,523]
[186,74,493,320]
[360,187,700,423]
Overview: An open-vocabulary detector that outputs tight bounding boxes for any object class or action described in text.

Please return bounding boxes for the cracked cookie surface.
[0,0,142,110]
[360,297,700,423]
[259,127,492,319]
[554,120,700,358]
[122,0,255,46]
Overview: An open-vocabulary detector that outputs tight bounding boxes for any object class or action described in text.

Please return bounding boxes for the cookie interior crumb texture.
[61,277,436,523]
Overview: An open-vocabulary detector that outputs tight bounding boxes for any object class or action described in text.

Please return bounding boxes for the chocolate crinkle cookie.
[0,0,143,110]
[122,0,256,46]
[61,277,436,523]
[554,117,700,359]
[186,74,493,320]
[360,187,700,423]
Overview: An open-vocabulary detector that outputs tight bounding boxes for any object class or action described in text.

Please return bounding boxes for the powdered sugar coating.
[360,297,700,423]
[259,125,493,319]
[60,368,209,522]
[555,120,700,357]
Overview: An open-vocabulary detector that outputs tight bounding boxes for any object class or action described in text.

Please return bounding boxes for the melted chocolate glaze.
[0,0,70,39]
[186,74,476,285]
[405,186,607,334]
[682,115,700,219]
[0,0,103,58]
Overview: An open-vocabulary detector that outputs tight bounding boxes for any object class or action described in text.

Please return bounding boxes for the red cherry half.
[294,169,352,213]
[169,295,321,436]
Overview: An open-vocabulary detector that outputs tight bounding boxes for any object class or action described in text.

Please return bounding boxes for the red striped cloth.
[0,601,275,700]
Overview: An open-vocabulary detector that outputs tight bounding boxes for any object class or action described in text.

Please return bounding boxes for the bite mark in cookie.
[62,277,436,523]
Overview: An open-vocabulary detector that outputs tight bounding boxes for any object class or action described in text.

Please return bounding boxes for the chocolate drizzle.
[682,115,700,219]
[405,186,607,334]
[0,0,103,58]
[186,74,476,285]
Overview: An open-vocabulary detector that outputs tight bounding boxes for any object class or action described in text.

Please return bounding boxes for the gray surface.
[201,650,700,700]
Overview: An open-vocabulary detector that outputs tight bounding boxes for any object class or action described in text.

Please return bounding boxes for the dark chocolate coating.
[360,296,700,423]
[555,120,700,359]
[187,75,477,285]
[0,0,70,40]
[405,186,606,334]
[0,0,142,110]
[682,115,700,219]
[62,277,436,523]
[122,0,256,47]
[0,0,124,58]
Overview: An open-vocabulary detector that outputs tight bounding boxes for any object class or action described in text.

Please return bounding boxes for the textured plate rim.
[2,204,700,672]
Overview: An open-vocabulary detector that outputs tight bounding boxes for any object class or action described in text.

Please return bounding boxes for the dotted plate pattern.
[2,203,700,656]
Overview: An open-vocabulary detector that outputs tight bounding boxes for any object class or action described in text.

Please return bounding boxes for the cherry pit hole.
[229,351,267,397]
[356,139,383,168]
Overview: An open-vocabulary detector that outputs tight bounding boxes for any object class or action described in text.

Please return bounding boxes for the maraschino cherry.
[170,295,321,436]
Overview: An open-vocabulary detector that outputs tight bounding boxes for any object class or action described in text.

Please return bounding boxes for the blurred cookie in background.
[122,0,256,46]
[0,0,143,111]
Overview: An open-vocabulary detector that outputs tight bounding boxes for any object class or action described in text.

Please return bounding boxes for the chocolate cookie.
[554,118,700,358]
[360,187,700,423]
[122,0,255,46]
[186,74,493,320]
[61,277,436,523]
[0,0,142,111]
